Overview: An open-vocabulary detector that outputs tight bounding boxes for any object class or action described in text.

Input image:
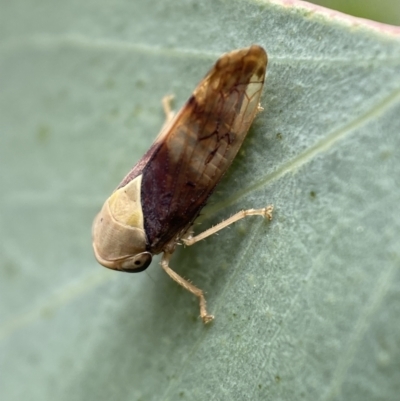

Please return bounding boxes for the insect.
[92,45,273,323]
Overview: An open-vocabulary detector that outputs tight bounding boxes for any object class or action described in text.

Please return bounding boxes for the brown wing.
[141,45,268,254]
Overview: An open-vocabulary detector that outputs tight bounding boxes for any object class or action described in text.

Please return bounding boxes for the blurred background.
[310,0,400,25]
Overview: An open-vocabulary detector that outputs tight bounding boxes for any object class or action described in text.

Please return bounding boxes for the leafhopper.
[92,45,273,323]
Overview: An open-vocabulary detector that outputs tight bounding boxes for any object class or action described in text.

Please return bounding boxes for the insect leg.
[161,252,214,324]
[183,205,273,246]
[162,94,175,123]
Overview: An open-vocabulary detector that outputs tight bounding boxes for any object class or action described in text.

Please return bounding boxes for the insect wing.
[141,45,268,253]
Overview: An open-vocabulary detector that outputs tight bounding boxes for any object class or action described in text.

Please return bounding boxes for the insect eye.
[121,252,152,273]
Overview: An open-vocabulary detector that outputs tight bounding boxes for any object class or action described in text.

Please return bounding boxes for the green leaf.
[1,1,400,400]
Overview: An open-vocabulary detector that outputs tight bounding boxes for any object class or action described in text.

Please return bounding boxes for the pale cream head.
[92,175,152,272]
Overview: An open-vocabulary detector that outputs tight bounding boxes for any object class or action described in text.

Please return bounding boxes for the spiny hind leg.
[161,252,214,324]
[183,205,273,246]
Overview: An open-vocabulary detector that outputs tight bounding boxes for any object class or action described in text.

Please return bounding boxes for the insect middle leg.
[182,205,273,246]
[161,252,214,324]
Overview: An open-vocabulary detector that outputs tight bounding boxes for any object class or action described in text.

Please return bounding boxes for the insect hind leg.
[183,205,273,246]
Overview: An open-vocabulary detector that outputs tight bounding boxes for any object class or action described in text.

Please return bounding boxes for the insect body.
[92,45,273,323]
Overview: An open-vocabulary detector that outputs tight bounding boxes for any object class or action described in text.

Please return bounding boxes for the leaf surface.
[1,1,400,400]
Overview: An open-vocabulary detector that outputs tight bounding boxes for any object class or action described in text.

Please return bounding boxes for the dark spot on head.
[276,133,282,140]
[310,191,316,199]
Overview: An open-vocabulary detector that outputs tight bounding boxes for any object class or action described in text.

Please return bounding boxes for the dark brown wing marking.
[141,45,268,253]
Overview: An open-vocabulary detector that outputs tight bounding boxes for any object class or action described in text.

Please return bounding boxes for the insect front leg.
[160,252,214,324]
[182,205,273,246]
